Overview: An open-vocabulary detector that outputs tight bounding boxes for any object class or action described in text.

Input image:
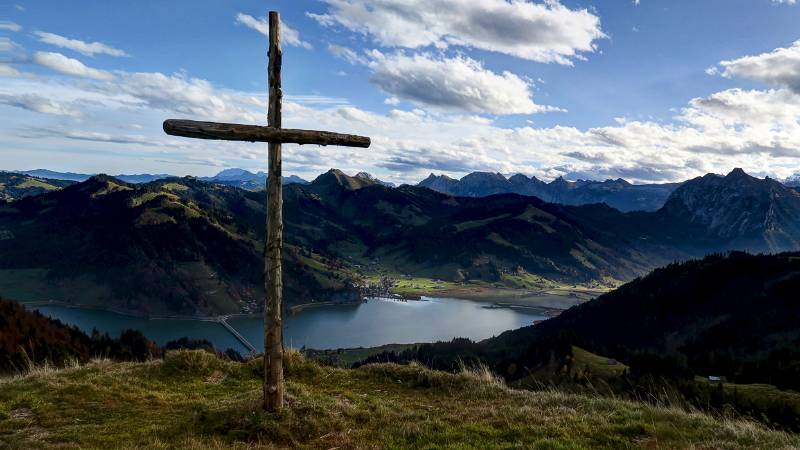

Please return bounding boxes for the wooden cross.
[163,11,370,413]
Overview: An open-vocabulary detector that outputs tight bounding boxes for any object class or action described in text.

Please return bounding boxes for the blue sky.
[1,0,800,184]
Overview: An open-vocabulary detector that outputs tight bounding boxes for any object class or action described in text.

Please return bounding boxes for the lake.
[33,297,547,353]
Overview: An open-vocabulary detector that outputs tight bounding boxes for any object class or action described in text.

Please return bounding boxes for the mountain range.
[784,172,800,187]
[418,172,682,212]
[1,167,799,317]
[661,168,800,252]
[419,171,800,212]
[16,169,172,184]
[14,167,800,212]
[8,168,311,190]
[197,168,309,190]
[196,169,396,190]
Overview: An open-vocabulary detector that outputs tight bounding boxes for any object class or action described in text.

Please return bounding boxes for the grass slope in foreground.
[1,351,797,449]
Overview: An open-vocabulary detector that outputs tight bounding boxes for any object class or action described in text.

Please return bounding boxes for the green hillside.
[380,252,800,390]
[3,169,800,317]
[518,251,800,390]
[358,252,800,430]
[1,350,796,449]
[0,173,74,202]
[0,171,674,316]
[0,176,360,316]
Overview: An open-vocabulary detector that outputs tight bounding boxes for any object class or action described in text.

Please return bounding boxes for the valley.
[4,3,800,447]
[3,167,800,443]
[2,167,799,318]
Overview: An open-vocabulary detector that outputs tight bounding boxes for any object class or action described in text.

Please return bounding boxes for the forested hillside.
[0,297,160,372]
[2,168,799,316]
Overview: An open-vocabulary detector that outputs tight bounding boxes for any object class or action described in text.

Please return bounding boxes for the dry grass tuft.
[1,352,798,449]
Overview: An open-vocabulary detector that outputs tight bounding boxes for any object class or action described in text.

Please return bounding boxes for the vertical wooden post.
[264,10,284,413]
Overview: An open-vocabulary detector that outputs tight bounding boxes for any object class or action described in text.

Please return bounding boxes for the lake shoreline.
[20,287,585,326]
[21,299,364,322]
[15,280,605,323]
[394,286,605,310]
[30,297,550,353]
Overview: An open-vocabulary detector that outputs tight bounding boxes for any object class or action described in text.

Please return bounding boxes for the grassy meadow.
[1,350,797,449]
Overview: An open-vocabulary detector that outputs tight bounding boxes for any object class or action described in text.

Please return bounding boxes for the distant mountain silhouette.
[309,168,389,193]
[199,168,309,190]
[355,171,396,187]
[419,172,681,212]
[660,168,800,253]
[783,172,800,187]
[18,169,171,184]
[13,168,311,190]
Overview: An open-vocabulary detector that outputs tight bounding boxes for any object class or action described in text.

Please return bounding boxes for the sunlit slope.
[1,350,796,449]
[0,176,359,315]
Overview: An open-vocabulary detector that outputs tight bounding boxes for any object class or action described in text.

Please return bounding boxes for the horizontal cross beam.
[163,119,371,148]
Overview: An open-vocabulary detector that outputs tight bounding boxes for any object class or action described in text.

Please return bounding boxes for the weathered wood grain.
[163,120,371,148]
[264,10,284,413]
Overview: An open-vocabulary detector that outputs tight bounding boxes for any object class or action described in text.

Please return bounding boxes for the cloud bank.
[712,40,800,92]
[366,51,558,114]
[1,17,799,184]
[308,0,605,64]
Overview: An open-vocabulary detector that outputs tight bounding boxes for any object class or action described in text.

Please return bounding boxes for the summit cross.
[162,11,371,413]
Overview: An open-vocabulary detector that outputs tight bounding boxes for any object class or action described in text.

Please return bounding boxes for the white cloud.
[0,64,22,77]
[32,52,115,81]
[0,37,22,53]
[106,71,264,123]
[683,88,800,129]
[0,21,22,32]
[22,128,176,146]
[270,82,800,183]
[235,13,312,49]
[4,68,800,183]
[0,93,82,117]
[367,52,558,114]
[308,0,605,64]
[713,40,800,92]
[33,31,128,57]
[327,45,561,115]
[2,41,800,183]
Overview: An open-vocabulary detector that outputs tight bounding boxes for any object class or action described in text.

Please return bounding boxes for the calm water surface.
[34,297,546,353]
